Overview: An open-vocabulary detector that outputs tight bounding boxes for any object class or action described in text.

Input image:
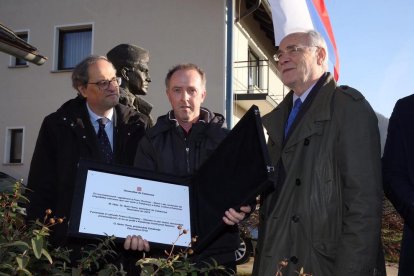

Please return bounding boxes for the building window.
[57,26,92,70]
[10,32,28,67]
[4,127,24,164]
[248,48,261,90]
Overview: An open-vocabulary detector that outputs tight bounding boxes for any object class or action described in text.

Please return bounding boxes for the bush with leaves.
[0,181,62,274]
[0,179,229,275]
[381,197,403,263]
[0,180,125,275]
[137,226,230,275]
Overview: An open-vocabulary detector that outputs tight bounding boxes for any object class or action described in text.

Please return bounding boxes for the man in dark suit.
[383,95,414,276]
[26,55,147,249]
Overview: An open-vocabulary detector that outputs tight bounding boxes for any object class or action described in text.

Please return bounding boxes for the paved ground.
[237,258,399,275]
[386,263,399,276]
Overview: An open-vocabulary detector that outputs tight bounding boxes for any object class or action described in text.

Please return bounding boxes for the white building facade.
[0,0,285,181]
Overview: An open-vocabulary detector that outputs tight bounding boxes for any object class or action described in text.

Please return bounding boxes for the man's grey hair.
[165,63,206,89]
[306,30,329,70]
[71,55,112,92]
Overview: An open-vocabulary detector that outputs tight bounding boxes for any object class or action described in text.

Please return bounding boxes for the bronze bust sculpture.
[107,44,153,127]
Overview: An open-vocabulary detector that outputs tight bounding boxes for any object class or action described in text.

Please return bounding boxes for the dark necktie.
[284,98,303,138]
[97,118,113,163]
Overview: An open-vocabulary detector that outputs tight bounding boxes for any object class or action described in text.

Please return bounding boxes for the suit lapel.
[72,104,102,157]
[284,76,336,150]
[263,74,337,151]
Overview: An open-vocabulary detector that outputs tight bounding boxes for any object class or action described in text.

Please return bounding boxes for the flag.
[269,0,340,80]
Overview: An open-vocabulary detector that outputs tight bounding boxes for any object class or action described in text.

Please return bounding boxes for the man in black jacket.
[124,63,250,274]
[26,55,147,249]
[382,95,414,276]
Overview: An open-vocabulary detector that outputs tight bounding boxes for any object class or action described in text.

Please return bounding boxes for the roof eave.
[0,41,47,65]
[0,22,47,66]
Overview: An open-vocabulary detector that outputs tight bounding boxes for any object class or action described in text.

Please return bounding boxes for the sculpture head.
[107,44,151,96]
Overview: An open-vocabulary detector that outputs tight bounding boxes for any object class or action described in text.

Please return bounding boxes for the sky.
[324,1,414,118]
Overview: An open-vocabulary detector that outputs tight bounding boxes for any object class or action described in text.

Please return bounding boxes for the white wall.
[0,0,227,181]
[233,16,285,119]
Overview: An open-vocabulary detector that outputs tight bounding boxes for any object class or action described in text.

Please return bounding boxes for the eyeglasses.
[88,77,122,90]
[274,45,318,61]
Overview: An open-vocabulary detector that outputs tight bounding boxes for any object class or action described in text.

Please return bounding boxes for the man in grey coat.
[252,31,385,276]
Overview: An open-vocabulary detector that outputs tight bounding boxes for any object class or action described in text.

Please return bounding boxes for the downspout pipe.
[225,0,234,128]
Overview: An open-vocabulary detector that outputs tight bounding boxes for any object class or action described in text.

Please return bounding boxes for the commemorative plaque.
[69,105,273,250]
[69,161,193,248]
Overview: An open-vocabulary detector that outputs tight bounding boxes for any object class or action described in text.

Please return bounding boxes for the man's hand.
[124,235,150,251]
[222,205,252,225]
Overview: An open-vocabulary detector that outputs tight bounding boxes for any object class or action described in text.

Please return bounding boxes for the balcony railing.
[234,59,269,95]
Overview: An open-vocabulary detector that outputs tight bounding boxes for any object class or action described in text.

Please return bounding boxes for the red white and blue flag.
[269,0,340,80]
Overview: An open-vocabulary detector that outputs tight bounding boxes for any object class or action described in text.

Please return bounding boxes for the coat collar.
[263,73,337,149]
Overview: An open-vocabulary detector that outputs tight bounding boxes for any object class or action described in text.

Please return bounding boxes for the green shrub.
[0,180,228,275]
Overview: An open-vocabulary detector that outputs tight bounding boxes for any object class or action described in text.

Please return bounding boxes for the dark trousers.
[398,225,414,276]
